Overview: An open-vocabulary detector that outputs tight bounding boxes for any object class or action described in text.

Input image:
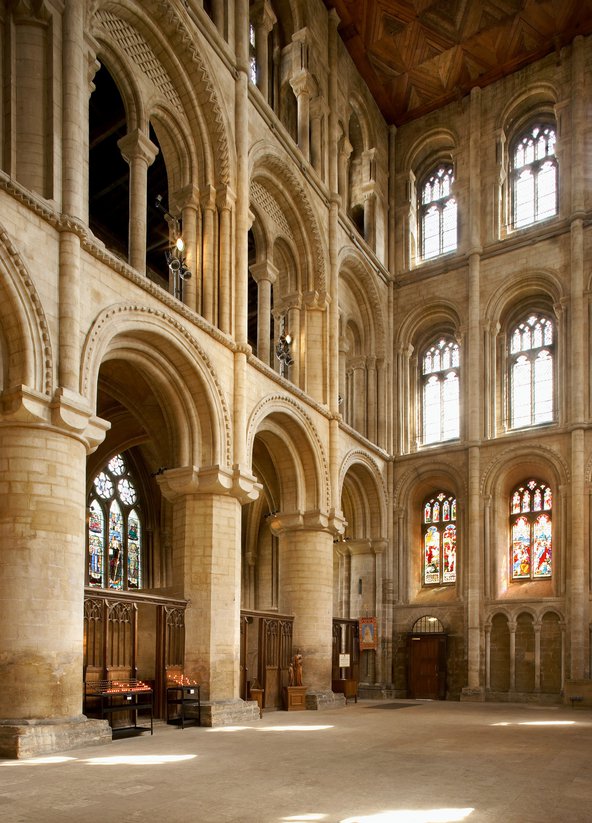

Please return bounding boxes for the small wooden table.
[166,684,201,729]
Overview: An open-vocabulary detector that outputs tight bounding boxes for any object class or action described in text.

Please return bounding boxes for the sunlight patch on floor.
[340,808,474,823]
[2,756,77,766]
[84,754,197,765]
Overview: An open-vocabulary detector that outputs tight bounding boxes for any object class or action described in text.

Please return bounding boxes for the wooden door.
[407,634,447,699]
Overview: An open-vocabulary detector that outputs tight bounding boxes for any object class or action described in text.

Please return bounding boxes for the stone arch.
[339,451,387,541]
[338,249,386,358]
[247,395,330,515]
[395,460,465,602]
[249,142,327,292]
[496,81,559,136]
[397,299,462,354]
[80,305,232,469]
[481,445,567,602]
[92,0,235,187]
[489,611,511,692]
[0,225,52,396]
[484,267,564,330]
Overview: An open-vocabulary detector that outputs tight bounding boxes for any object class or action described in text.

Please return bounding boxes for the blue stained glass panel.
[108,501,123,589]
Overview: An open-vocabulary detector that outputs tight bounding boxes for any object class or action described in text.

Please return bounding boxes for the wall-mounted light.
[275,316,294,376]
[156,195,191,300]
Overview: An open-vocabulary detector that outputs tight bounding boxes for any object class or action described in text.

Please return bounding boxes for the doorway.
[407,616,447,699]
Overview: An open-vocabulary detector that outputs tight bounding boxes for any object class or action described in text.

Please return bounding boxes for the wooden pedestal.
[283,685,307,711]
[332,678,358,703]
[250,688,264,718]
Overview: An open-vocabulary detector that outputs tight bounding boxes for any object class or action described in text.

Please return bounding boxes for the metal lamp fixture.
[155,195,191,300]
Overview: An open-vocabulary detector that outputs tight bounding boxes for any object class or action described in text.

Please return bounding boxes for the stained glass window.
[512,123,557,229]
[87,453,143,590]
[420,165,457,260]
[422,338,460,444]
[510,314,554,429]
[423,492,457,586]
[510,479,552,580]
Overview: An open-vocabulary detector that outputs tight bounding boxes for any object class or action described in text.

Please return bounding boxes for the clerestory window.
[422,492,457,586]
[510,313,554,429]
[87,453,143,590]
[510,479,552,580]
[422,338,460,444]
[420,165,457,260]
[511,123,557,229]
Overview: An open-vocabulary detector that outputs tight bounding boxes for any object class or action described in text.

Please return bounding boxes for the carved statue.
[293,653,303,687]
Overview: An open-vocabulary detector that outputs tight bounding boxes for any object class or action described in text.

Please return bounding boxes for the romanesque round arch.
[80,304,232,468]
[0,224,52,396]
[249,142,327,292]
[247,394,331,515]
[339,450,387,540]
[338,249,387,358]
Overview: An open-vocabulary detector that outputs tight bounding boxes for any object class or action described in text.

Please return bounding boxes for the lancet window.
[511,123,557,229]
[422,492,457,586]
[510,479,552,580]
[420,165,457,260]
[509,313,554,429]
[87,454,143,591]
[422,338,460,444]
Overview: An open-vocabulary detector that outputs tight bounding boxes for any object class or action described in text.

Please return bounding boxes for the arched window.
[249,23,257,85]
[87,453,143,591]
[422,492,457,586]
[511,123,557,229]
[510,313,554,429]
[422,338,460,444]
[420,165,457,260]
[510,479,552,580]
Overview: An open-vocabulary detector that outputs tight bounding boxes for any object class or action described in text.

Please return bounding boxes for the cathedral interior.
[2,0,592,760]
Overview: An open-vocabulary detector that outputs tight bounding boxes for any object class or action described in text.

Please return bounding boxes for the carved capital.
[157,465,261,503]
[250,260,278,285]
[117,129,159,167]
[0,386,110,452]
[250,0,276,34]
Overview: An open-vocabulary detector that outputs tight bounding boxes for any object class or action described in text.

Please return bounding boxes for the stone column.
[200,185,217,325]
[534,620,541,693]
[351,356,367,435]
[218,186,235,335]
[568,35,587,679]
[251,0,276,101]
[10,0,52,197]
[0,399,110,758]
[290,71,313,163]
[363,188,377,249]
[462,86,483,699]
[338,136,353,207]
[117,129,159,275]
[173,184,200,313]
[250,261,278,365]
[509,620,516,692]
[272,511,345,708]
[211,0,224,34]
[158,466,260,725]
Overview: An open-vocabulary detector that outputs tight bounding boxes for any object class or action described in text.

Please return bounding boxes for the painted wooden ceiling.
[322,0,592,124]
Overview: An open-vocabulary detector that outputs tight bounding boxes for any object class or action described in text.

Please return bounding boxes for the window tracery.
[420,165,457,260]
[511,123,557,229]
[510,313,554,429]
[422,338,460,444]
[510,479,552,580]
[87,453,143,590]
[422,492,457,586]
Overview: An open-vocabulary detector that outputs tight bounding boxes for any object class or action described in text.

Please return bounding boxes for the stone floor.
[1,699,592,823]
